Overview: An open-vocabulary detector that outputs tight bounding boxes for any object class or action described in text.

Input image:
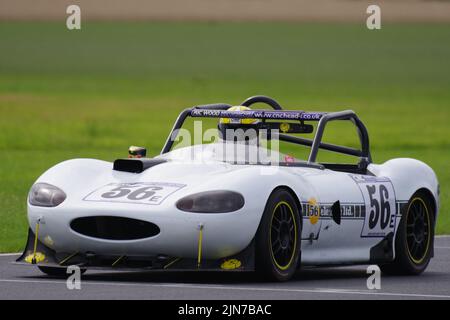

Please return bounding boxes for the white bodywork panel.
[27,143,439,265]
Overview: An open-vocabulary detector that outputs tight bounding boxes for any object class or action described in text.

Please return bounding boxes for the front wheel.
[255,189,301,281]
[380,191,435,275]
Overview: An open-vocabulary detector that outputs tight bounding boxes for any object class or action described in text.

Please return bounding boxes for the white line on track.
[0,253,20,257]
[0,278,449,299]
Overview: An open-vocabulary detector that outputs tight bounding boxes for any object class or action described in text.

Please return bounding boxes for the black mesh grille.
[70,216,160,240]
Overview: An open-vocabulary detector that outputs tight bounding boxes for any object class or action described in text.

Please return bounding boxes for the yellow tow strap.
[197,224,204,268]
[31,222,40,264]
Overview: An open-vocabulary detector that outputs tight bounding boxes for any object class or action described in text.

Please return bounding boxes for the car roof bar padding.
[190,108,326,121]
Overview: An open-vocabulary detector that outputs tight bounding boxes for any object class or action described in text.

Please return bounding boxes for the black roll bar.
[278,134,363,158]
[160,100,371,166]
[241,96,283,110]
[307,110,371,163]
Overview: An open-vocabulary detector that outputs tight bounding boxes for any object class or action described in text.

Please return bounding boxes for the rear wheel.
[255,189,301,281]
[380,191,434,275]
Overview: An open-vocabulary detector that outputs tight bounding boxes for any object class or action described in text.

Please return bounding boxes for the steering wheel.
[240,95,283,110]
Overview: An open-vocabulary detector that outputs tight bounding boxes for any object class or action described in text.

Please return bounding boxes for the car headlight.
[176,190,245,213]
[28,183,66,207]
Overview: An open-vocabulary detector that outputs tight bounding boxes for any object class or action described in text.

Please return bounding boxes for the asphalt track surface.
[1,237,450,300]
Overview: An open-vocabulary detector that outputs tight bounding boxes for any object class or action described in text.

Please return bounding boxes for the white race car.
[17,96,439,281]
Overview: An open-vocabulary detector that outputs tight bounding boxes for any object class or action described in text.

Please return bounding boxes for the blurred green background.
[0,22,449,252]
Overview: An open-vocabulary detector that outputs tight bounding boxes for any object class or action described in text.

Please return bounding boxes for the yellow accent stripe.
[164,257,181,269]
[32,222,40,264]
[112,255,125,267]
[197,225,204,268]
[59,251,79,266]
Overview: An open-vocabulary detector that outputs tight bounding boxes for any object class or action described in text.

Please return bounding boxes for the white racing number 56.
[83,182,186,206]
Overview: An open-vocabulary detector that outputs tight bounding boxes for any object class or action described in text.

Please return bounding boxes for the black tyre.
[38,266,86,277]
[380,191,435,275]
[255,189,301,281]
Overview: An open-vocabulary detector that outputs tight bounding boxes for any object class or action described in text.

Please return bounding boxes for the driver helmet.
[218,106,260,143]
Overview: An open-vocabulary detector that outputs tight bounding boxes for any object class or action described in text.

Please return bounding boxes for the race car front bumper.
[15,228,255,272]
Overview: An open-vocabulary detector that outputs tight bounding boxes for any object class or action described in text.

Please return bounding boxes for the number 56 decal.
[83,182,186,205]
[351,175,397,238]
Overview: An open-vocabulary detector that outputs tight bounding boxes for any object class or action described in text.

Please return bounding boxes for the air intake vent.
[113,158,167,173]
[70,216,160,240]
